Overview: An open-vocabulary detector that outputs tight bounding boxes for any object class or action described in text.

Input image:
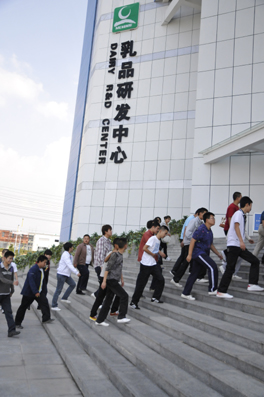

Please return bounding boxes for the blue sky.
[0,0,88,234]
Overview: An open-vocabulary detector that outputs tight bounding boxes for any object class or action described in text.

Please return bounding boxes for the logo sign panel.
[113,3,139,33]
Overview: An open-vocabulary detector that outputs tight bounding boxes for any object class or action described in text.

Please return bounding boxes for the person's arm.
[65,254,80,276]
[121,272,124,287]
[158,250,166,258]
[234,222,245,250]
[73,245,81,267]
[181,226,187,247]
[28,271,40,296]
[0,271,16,285]
[101,270,109,290]
[210,244,223,259]
[143,244,155,258]
[245,231,254,244]
[186,238,196,263]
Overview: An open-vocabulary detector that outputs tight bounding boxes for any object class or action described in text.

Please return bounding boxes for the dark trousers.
[15,292,50,325]
[172,245,185,273]
[173,245,206,282]
[159,241,167,258]
[183,254,218,296]
[0,295,16,333]
[150,263,162,290]
[218,246,259,293]
[96,279,128,322]
[132,263,165,304]
[76,264,89,292]
[94,266,103,298]
[90,279,120,317]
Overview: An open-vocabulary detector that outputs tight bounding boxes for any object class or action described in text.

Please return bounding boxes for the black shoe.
[8,330,20,337]
[16,324,23,329]
[151,298,163,303]
[76,291,85,295]
[130,301,140,310]
[43,318,55,324]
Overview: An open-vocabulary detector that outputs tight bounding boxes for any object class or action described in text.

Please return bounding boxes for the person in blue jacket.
[15,255,54,328]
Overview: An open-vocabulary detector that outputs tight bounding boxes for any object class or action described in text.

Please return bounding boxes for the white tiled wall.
[192,0,264,237]
[71,0,200,239]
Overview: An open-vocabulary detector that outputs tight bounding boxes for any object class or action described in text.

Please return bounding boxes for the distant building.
[0,230,60,252]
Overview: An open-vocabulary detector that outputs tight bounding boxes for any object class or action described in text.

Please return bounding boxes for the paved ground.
[0,285,82,397]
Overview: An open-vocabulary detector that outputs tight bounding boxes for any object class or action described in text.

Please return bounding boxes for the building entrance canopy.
[200,122,264,164]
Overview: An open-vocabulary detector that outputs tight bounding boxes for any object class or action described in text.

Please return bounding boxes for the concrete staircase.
[23,238,264,397]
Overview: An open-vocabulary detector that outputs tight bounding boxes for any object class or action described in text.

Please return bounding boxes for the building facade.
[60,0,264,241]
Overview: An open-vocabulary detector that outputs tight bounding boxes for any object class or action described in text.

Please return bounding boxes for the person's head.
[44,249,52,261]
[197,208,208,220]
[2,248,7,257]
[37,255,47,268]
[3,250,14,265]
[117,238,128,252]
[203,212,215,227]
[164,215,171,224]
[83,234,90,245]
[150,220,160,235]
[239,196,253,213]
[113,238,120,250]
[63,242,74,253]
[154,216,161,224]
[233,191,242,204]
[157,225,169,239]
[102,224,112,238]
[146,220,154,229]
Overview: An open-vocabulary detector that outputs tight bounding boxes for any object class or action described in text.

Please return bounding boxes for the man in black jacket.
[0,250,20,337]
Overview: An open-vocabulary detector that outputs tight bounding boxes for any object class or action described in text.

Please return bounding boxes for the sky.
[0,0,88,235]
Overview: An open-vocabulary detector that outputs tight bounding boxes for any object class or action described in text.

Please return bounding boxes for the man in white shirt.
[51,242,80,310]
[130,226,169,309]
[217,196,264,298]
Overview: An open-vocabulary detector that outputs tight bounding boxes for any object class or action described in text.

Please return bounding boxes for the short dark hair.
[63,242,73,252]
[113,238,120,246]
[102,225,112,235]
[4,250,14,258]
[195,208,200,214]
[197,207,208,215]
[147,220,154,229]
[233,192,242,201]
[83,234,90,238]
[117,238,127,249]
[37,255,47,263]
[160,225,169,232]
[2,249,8,255]
[164,215,171,220]
[203,212,215,222]
[152,220,160,228]
[240,196,253,209]
[44,249,52,256]
[154,216,161,224]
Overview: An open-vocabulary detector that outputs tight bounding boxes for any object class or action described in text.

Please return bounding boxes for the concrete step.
[46,274,264,396]
[45,282,222,397]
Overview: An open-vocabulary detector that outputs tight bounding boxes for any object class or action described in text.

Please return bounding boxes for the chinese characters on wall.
[98,40,137,164]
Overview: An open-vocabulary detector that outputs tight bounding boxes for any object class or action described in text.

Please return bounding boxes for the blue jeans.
[52,274,76,307]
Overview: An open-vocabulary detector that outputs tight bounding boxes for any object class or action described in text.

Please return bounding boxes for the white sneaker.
[197,278,208,283]
[51,307,61,311]
[165,257,171,261]
[91,293,96,299]
[117,318,131,324]
[232,275,242,280]
[181,294,195,301]
[221,250,226,262]
[208,290,217,295]
[61,299,71,303]
[95,321,109,326]
[247,284,264,292]
[217,292,233,299]
[170,279,182,288]
[219,265,225,275]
